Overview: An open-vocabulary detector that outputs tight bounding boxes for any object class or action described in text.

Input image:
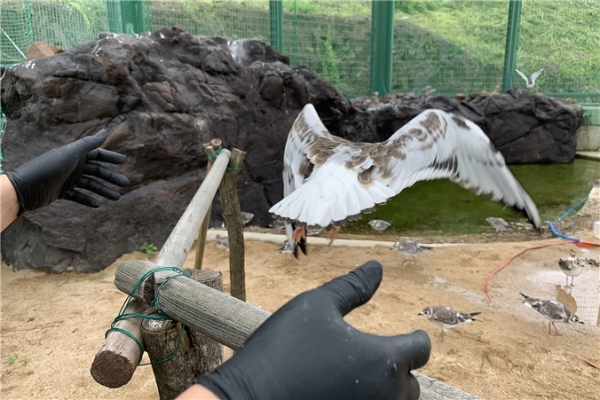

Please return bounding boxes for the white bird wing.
[531,68,544,82]
[515,69,529,84]
[269,105,541,230]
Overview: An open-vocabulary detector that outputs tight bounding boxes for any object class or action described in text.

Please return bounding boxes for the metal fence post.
[107,0,148,34]
[369,0,395,97]
[501,0,522,92]
[269,0,283,53]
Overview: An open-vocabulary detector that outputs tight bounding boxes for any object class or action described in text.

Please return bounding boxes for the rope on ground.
[485,195,599,303]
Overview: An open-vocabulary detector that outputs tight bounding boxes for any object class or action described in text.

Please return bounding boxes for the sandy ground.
[1,222,599,399]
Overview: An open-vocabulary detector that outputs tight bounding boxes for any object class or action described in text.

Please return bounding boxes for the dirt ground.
[1,217,599,399]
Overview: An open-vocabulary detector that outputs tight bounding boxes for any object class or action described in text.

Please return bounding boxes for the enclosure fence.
[1,0,599,102]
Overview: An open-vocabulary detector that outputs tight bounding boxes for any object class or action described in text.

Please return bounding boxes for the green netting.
[0,0,598,101]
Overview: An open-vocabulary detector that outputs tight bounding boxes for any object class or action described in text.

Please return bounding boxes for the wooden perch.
[115,259,270,350]
[91,150,232,388]
[90,299,146,388]
[114,261,482,399]
[219,148,247,301]
[195,138,223,270]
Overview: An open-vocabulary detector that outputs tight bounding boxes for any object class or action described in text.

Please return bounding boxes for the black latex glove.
[197,260,431,400]
[5,128,129,214]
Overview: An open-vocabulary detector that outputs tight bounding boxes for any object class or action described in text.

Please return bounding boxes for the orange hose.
[484,239,599,303]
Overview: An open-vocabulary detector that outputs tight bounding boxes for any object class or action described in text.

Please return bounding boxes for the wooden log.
[142,319,192,400]
[141,271,223,400]
[184,269,223,373]
[115,260,270,350]
[114,261,482,399]
[91,150,231,388]
[90,299,147,388]
[194,138,222,270]
[219,148,247,301]
[155,148,231,270]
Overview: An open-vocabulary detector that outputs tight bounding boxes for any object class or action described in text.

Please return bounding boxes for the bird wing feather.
[270,104,541,230]
[515,69,529,84]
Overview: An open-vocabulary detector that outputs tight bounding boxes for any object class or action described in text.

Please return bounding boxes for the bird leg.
[549,322,562,336]
[292,226,306,245]
[438,330,446,342]
[327,225,341,246]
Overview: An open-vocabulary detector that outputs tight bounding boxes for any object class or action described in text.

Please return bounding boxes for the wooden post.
[195,138,222,270]
[142,319,192,400]
[219,148,247,301]
[91,150,231,388]
[141,270,223,400]
[90,299,146,388]
[114,260,270,350]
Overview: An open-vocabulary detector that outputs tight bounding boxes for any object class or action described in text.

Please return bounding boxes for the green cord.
[106,266,191,366]
[206,148,242,171]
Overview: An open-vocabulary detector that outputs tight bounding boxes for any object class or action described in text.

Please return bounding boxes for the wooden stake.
[219,148,247,301]
[92,151,231,389]
[195,139,222,270]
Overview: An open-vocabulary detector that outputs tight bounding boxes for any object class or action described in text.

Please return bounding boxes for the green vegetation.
[98,269,108,279]
[140,242,158,258]
[5,354,31,366]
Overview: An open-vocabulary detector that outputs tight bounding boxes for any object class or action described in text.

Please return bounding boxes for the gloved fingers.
[86,148,128,165]
[64,189,101,208]
[75,176,122,200]
[389,329,431,371]
[398,372,421,400]
[83,162,130,187]
[68,129,109,155]
[318,260,383,317]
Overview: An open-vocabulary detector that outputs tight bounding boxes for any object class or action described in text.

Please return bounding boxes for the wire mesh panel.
[283,0,372,97]
[0,1,32,66]
[517,0,600,102]
[29,1,110,51]
[149,1,270,42]
[392,1,509,96]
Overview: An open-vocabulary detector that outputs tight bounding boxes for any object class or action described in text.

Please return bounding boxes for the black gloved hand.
[197,260,431,400]
[5,128,129,214]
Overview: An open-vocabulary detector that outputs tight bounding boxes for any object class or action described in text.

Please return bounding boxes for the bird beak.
[417,312,423,316]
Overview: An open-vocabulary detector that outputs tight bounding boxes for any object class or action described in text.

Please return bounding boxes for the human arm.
[180,260,431,400]
[1,128,129,232]
[0,174,20,231]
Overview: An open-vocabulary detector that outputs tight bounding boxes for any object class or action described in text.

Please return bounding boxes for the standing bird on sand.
[520,293,584,335]
[558,250,585,287]
[392,240,432,265]
[515,68,544,89]
[418,306,481,342]
[269,104,541,258]
[215,234,229,252]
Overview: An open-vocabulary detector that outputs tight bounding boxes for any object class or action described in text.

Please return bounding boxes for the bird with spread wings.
[269,103,541,257]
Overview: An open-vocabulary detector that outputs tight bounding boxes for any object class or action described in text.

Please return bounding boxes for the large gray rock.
[0,27,583,272]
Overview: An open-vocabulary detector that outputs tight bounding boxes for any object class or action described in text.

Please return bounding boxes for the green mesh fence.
[0,0,598,101]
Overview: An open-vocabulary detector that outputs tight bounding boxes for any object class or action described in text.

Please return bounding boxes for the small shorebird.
[392,240,432,264]
[368,219,391,233]
[418,306,481,342]
[520,293,583,335]
[515,68,544,89]
[240,211,254,225]
[215,234,229,252]
[558,249,585,286]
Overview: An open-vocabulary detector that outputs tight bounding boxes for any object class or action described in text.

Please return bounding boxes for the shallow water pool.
[342,158,599,236]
